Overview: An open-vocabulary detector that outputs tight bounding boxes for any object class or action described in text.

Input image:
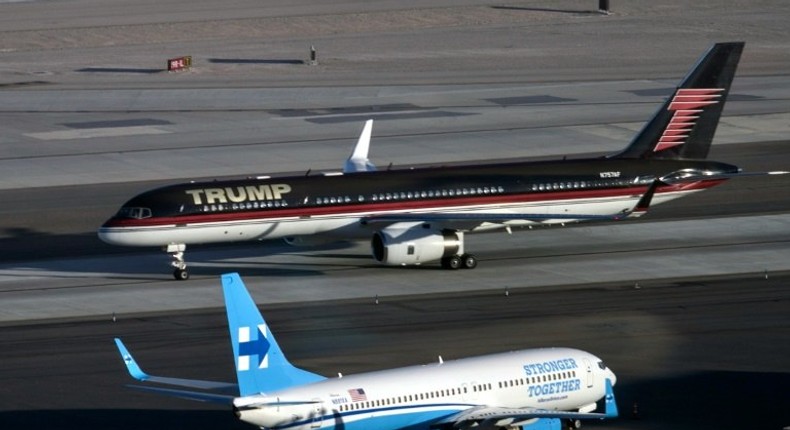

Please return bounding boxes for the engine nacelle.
[371,224,460,266]
[233,397,320,429]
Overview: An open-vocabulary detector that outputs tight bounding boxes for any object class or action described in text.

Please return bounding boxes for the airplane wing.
[362,180,660,226]
[125,384,236,404]
[114,338,238,403]
[440,379,617,428]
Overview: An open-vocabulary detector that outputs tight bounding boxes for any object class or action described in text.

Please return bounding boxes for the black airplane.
[100,42,771,280]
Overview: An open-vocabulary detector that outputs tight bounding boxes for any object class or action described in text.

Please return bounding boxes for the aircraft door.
[311,399,323,428]
[583,359,593,388]
[468,382,479,401]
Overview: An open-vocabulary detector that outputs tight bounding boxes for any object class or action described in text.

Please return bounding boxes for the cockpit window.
[598,361,607,370]
[116,207,152,219]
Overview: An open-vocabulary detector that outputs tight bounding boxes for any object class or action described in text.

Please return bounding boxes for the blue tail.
[222,273,326,396]
[604,378,619,418]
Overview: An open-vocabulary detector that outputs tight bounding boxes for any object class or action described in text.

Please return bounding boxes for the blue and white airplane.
[114,273,618,430]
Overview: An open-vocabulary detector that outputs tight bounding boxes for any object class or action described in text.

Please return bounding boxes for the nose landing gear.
[165,243,190,280]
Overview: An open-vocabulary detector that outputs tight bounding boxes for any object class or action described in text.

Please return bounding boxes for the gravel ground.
[1,0,789,88]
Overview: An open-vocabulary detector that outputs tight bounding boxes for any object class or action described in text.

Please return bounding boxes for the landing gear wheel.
[173,268,190,281]
[566,419,582,430]
[460,253,478,269]
[441,255,462,270]
[165,244,189,281]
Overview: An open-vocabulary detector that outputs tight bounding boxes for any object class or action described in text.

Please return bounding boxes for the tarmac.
[0,1,789,429]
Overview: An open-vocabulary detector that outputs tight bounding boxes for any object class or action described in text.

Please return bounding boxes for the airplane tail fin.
[222,273,326,396]
[343,119,377,173]
[612,42,744,160]
[603,378,619,418]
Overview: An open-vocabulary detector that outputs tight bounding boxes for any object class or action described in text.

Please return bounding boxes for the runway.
[1,274,788,430]
[0,1,789,429]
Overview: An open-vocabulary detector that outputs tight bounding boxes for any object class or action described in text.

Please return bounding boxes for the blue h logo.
[237,325,271,371]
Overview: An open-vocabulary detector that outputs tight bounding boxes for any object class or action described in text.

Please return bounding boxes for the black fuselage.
[100,156,737,237]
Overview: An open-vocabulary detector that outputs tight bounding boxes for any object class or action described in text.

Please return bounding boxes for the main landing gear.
[439,231,477,270]
[165,243,190,280]
[440,253,478,270]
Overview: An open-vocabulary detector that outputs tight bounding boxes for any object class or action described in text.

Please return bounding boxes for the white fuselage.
[232,348,616,430]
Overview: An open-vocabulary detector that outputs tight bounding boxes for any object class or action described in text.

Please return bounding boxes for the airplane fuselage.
[99,157,736,247]
[232,347,615,430]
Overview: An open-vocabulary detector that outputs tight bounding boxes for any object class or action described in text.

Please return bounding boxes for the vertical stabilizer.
[604,378,619,418]
[612,42,744,159]
[222,273,325,396]
[343,119,377,173]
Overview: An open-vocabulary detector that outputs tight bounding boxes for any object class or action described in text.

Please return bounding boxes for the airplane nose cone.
[97,226,116,245]
[97,224,136,246]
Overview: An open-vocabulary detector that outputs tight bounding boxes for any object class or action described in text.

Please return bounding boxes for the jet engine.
[233,397,321,429]
[371,223,477,269]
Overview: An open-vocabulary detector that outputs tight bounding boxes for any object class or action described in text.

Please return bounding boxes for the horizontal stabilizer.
[114,338,237,392]
[126,384,235,404]
[660,169,789,184]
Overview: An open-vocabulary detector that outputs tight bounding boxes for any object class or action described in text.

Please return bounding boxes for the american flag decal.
[655,88,724,152]
[348,388,367,402]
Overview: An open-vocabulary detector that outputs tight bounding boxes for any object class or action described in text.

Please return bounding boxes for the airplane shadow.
[0,80,49,88]
[1,371,786,430]
[0,231,376,279]
[0,409,249,430]
[76,67,163,74]
[490,6,603,15]
[614,370,790,429]
[208,58,305,65]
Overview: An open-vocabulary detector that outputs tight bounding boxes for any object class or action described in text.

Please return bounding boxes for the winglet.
[604,378,619,418]
[114,338,150,381]
[625,179,661,218]
[343,119,377,173]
